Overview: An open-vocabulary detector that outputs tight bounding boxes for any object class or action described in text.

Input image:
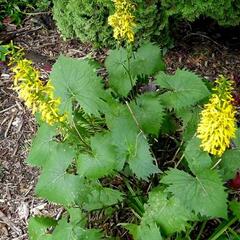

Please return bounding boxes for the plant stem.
[228,227,240,238]
[124,179,144,215]
[196,221,207,240]
[185,222,197,239]
[209,216,238,240]
[71,120,90,151]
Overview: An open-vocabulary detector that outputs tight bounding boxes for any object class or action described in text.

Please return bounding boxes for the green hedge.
[52,0,164,48]
[162,0,240,27]
[52,0,240,47]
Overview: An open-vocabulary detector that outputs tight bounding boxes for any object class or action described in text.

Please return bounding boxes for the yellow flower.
[12,58,66,125]
[108,0,136,43]
[197,76,237,156]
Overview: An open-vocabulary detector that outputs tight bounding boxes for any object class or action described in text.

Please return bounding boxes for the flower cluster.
[12,58,65,125]
[108,0,136,43]
[197,76,236,156]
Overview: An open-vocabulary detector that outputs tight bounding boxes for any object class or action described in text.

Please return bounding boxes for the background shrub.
[52,0,240,48]
[162,0,240,27]
[0,0,51,29]
[52,0,166,48]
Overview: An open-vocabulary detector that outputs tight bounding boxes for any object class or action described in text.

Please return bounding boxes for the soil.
[0,14,240,240]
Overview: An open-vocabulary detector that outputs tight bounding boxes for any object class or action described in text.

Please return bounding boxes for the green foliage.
[0,0,51,29]
[24,41,238,239]
[0,45,9,61]
[219,149,240,181]
[130,93,164,135]
[184,137,212,174]
[161,168,228,219]
[105,43,165,96]
[35,143,83,205]
[27,123,57,167]
[156,69,210,110]
[51,217,103,240]
[126,223,162,240]
[230,201,240,220]
[29,216,56,240]
[77,132,117,179]
[140,189,193,236]
[50,55,108,117]
[162,0,240,27]
[52,0,240,48]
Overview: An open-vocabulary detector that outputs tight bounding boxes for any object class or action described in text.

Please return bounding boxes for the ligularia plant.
[6,0,240,239]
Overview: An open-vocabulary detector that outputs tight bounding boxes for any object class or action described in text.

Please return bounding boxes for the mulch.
[0,13,240,240]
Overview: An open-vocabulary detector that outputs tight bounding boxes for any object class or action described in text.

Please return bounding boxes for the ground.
[0,14,240,240]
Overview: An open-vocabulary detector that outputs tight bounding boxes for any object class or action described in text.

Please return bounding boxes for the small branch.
[0,210,22,235]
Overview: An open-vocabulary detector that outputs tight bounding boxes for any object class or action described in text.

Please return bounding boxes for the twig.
[12,234,27,240]
[0,210,22,235]
[183,32,226,52]
[4,114,15,138]
[211,158,222,170]
[0,104,17,114]
[23,11,51,16]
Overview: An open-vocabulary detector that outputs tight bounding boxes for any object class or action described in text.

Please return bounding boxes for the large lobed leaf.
[161,168,228,219]
[129,93,165,135]
[156,69,210,110]
[125,223,162,240]
[176,106,201,141]
[77,132,117,179]
[51,218,103,240]
[35,143,84,205]
[107,106,159,180]
[184,137,212,175]
[105,43,165,96]
[50,55,107,117]
[27,123,57,168]
[82,186,123,211]
[219,149,240,181]
[28,216,56,240]
[141,188,193,236]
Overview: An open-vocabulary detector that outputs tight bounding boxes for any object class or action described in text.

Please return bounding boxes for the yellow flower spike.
[11,54,66,125]
[197,76,237,156]
[108,0,136,43]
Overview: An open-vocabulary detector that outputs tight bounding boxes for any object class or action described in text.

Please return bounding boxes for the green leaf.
[106,104,159,179]
[161,168,228,218]
[230,201,240,219]
[128,132,159,180]
[156,69,210,110]
[52,218,103,240]
[83,186,123,211]
[50,55,107,117]
[105,43,164,96]
[77,132,117,179]
[67,208,87,226]
[125,223,162,240]
[110,113,159,179]
[233,128,240,148]
[130,93,165,135]
[184,137,212,174]
[105,47,133,96]
[36,144,83,205]
[28,216,56,240]
[176,107,201,141]
[134,42,165,76]
[219,149,240,181]
[27,123,57,167]
[141,188,192,236]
